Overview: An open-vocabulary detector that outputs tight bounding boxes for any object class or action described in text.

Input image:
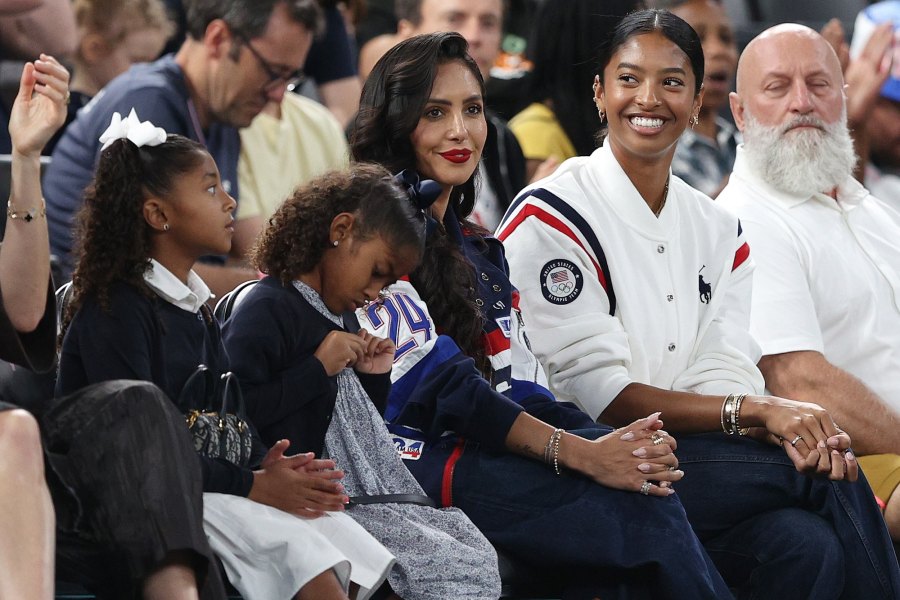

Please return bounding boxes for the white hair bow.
[99,109,168,151]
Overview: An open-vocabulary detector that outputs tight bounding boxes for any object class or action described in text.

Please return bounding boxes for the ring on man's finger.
[639,480,652,496]
[790,435,803,447]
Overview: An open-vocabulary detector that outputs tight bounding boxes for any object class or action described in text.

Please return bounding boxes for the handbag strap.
[346,493,436,508]
[218,371,247,420]
[178,363,213,411]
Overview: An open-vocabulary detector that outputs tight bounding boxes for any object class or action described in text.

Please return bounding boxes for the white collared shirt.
[719,146,900,413]
[142,258,212,314]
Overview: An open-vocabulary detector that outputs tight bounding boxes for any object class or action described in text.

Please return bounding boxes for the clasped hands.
[745,396,857,482]
[249,439,348,518]
[570,413,683,498]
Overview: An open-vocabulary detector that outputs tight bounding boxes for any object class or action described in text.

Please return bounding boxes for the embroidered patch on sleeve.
[392,436,424,460]
[540,259,583,304]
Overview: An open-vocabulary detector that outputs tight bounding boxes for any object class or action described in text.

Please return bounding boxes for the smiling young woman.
[499,9,900,599]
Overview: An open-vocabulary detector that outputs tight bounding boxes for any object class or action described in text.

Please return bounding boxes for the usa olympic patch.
[540,259,582,304]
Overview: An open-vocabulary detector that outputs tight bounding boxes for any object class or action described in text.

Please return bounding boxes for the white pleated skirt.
[203,493,395,600]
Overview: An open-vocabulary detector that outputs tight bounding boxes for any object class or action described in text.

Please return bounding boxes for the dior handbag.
[180,365,253,467]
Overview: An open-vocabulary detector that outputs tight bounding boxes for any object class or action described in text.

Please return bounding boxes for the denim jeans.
[674,433,900,600]
[415,427,734,600]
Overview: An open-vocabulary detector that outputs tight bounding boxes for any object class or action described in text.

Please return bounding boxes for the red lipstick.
[439,149,472,163]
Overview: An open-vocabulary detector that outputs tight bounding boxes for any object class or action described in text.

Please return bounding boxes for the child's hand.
[262,440,345,480]
[314,330,368,375]
[250,440,348,517]
[354,329,396,375]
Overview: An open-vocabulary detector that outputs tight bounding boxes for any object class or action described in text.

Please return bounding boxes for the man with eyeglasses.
[43,0,322,298]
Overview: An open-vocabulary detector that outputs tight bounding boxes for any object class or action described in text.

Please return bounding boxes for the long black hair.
[350,32,490,373]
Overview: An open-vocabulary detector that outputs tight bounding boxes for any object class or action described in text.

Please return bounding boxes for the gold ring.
[790,435,803,447]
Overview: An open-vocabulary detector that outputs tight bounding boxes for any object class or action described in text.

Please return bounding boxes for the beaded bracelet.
[732,393,749,435]
[543,428,563,475]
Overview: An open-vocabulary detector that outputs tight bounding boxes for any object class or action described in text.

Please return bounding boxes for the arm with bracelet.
[1,55,68,333]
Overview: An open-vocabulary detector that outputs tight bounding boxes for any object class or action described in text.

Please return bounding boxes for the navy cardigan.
[222,277,391,454]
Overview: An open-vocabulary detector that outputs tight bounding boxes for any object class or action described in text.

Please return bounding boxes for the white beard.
[741,108,857,197]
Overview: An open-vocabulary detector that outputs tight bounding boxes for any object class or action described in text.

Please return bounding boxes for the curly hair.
[252,164,426,283]
[62,135,207,338]
[350,32,490,373]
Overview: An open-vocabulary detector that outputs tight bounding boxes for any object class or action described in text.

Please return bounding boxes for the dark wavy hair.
[63,135,207,336]
[596,9,704,140]
[350,32,489,373]
[252,164,426,283]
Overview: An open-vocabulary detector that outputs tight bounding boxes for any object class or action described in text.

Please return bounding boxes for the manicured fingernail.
[620,432,635,441]
[845,449,856,461]
[818,440,826,449]
[638,463,652,473]
[666,488,675,495]
[645,411,662,422]
[633,447,648,457]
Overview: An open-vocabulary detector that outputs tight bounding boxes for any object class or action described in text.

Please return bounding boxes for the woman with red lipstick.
[351,31,735,599]
[500,9,900,599]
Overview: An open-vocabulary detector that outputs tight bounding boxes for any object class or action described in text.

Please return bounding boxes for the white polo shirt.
[719,146,900,414]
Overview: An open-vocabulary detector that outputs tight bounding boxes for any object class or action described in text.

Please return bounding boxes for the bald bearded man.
[719,24,900,542]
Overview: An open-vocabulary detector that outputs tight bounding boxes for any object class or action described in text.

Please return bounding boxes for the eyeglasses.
[237,34,305,92]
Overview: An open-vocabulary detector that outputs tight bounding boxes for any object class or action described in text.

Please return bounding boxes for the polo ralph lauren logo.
[699,266,711,304]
